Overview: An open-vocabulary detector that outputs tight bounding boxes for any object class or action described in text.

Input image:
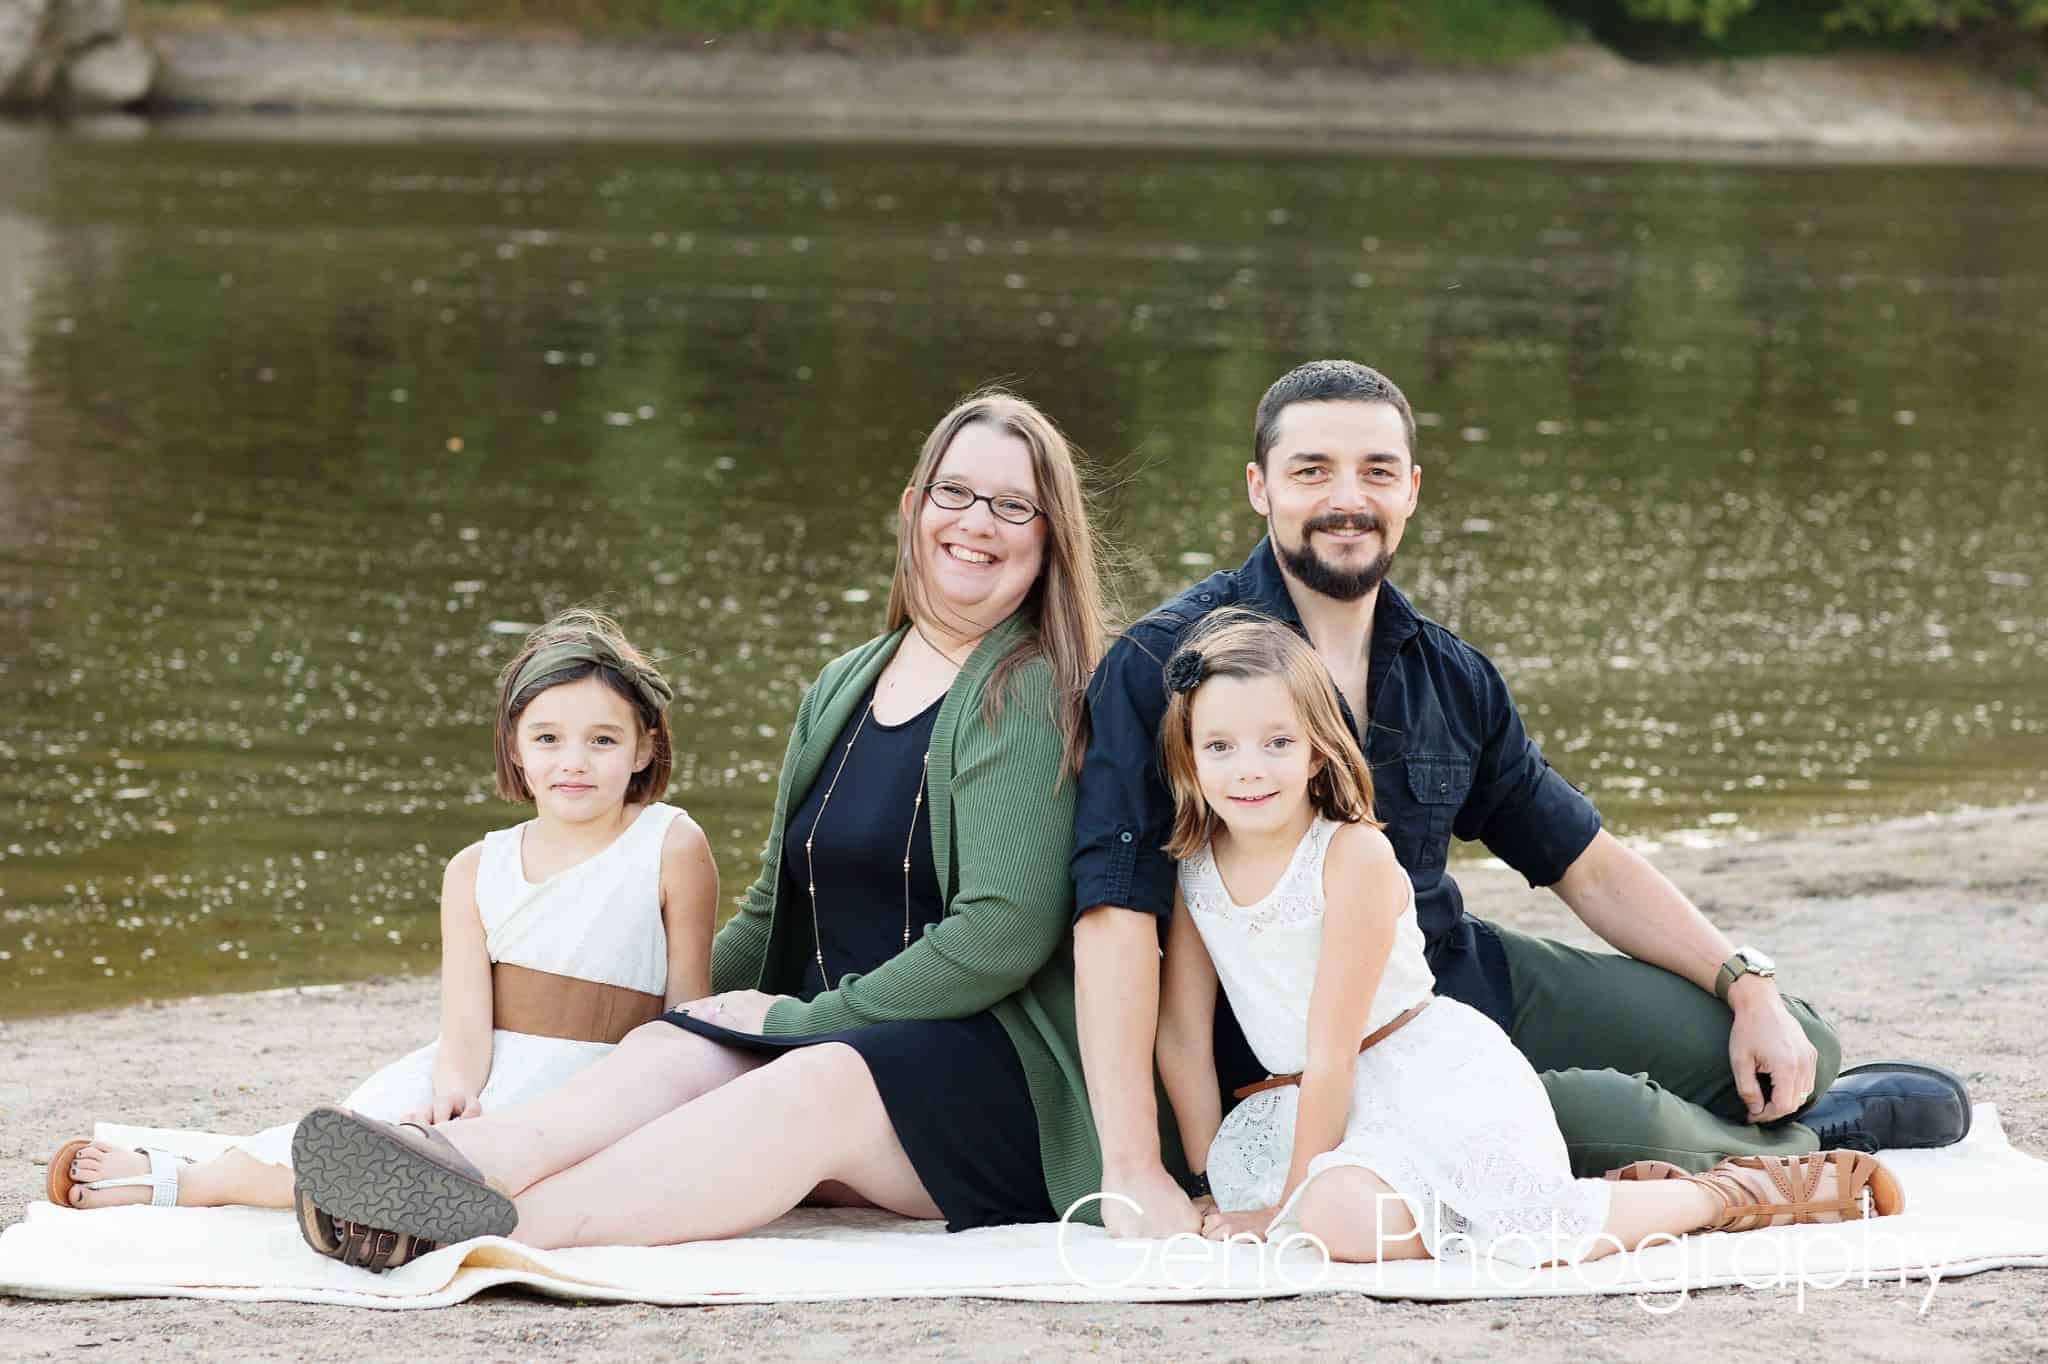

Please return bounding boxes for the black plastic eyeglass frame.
[921,480,1044,525]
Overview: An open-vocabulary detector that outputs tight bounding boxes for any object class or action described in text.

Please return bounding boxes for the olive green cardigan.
[708,612,1103,1225]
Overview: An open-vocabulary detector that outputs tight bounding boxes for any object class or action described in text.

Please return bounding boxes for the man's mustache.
[1304,513,1383,536]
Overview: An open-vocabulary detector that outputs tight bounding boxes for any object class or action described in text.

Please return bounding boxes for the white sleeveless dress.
[235,803,679,1167]
[1186,815,1612,1267]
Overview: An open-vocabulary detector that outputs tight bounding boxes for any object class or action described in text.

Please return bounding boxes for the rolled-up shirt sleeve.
[1453,650,1601,888]
[1070,625,1181,922]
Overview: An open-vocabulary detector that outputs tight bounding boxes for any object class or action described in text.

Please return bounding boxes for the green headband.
[511,633,674,716]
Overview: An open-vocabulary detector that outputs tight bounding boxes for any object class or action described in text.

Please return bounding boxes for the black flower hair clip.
[1165,648,1206,696]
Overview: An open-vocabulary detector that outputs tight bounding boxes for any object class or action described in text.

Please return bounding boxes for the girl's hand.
[1191,1194,1218,1220]
[1202,1207,1277,1243]
[404,1089,481,1127]
[430,1089,482,1125]
[680,989,785,1034]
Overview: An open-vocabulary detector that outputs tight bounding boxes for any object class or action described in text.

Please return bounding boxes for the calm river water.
[2,123,2043,1016]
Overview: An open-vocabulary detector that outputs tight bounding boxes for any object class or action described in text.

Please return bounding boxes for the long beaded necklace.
[803,701,930,986]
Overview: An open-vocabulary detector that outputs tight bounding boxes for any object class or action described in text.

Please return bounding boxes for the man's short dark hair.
[1253,360,1418,470]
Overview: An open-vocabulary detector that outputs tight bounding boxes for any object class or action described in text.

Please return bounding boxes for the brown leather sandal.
[296,1186,443,1272]
[1693,1151,1904,1230]
[291,1105,514,1247]
[1613,1150,1905,1231]
[1604,1159,1692,1182]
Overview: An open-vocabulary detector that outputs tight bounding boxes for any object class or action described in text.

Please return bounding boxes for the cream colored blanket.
[2,1105,2043,1308]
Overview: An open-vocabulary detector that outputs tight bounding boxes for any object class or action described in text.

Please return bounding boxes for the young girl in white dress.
[48,609,717,1213]
[1155,612,1902,1267]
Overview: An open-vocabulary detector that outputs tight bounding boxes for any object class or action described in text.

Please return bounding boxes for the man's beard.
[1275,514,1392,603]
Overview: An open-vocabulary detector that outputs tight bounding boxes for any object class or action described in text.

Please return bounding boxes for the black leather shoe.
[1800,1061,1971,1153]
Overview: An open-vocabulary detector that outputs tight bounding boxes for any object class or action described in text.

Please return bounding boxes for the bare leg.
[509,1043,942,1249]
[1586,1180,1721,1259]
[435,1022,765,1196]
[67,1145,292,1210]
[1294,1167,1718,1264]
[1293,1168,1433,1263]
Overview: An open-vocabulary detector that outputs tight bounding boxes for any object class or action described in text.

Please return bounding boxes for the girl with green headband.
[47,610,717,1216]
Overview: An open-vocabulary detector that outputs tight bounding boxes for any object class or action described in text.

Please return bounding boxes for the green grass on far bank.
[135,0,2048,67]
[137,0,1581,62]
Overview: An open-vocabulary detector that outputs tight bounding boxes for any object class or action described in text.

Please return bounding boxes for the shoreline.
[5,799,2046,1350]
[96,11,2048,161]
[2,798,2037,1024]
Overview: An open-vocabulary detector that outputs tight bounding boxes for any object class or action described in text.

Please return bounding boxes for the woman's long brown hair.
[884,389,1107,779]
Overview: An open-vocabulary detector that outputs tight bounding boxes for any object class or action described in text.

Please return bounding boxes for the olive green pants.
[1495,923,1842,1177]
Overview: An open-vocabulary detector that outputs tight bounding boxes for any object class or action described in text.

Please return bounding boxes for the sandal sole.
[45,1138,91,1207]
[1853,1152,1907,1217]
[291,1106,515,1245]
[295,1187,346,1259]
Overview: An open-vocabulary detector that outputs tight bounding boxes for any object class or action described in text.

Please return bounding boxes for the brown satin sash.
[492,962,665,1044]
[1231,998,1433,1100]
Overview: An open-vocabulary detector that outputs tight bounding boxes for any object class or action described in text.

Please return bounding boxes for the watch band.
[1714,951,1772,1002]
[1714,956,1744,1002]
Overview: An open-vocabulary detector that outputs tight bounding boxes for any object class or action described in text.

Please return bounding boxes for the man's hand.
[1552,834,1821,1123]
[1727,977,1818,1123]
[1099,1163,1201,1239]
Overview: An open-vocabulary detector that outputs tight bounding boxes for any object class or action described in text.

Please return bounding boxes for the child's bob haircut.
[492,608,674,805]
[1159,609,1380,860]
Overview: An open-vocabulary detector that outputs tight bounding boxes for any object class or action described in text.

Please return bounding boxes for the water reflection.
[1,129,2043,1016]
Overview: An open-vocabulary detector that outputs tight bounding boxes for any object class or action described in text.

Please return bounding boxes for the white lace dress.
[1186,815,1612,1267]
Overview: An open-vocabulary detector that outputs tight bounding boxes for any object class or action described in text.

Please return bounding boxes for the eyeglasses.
[921,479,1043,526]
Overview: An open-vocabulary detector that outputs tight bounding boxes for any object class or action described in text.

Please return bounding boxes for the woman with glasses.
[292,391,1115,1268]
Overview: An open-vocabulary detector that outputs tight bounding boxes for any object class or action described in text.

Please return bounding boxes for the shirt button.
[1439,782,1449,795]
[1119,831,1134,843]
[1198,593,1214,603]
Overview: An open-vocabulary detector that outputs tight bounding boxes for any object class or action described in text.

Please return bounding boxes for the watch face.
[1740,947,1776,974]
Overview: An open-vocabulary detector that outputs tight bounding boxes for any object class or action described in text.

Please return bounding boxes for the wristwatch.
[1714,946,1777,1002]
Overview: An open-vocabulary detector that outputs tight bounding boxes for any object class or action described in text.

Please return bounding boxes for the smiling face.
[1247,399,1420,603]
[512,675,655,825]
[1188,672,1322,841]
[905,420,1049,637]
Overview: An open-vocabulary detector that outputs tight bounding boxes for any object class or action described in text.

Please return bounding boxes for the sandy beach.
[5,801,2046,1356]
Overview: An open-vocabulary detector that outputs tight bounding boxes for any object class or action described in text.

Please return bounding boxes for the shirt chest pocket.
[1393,756,1473,872]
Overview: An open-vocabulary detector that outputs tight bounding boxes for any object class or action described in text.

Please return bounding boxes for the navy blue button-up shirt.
[1072,538,1601,1043]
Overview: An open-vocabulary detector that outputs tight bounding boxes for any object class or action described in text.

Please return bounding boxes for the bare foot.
[1098,1162,1201,1239]
[66,1142,163,1208]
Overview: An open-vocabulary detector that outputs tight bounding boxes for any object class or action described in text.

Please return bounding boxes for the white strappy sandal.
[46,1138,192,1209]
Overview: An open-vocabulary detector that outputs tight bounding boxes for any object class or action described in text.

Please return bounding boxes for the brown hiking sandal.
[296,1186,442,1272]
[290,1105,514,1272]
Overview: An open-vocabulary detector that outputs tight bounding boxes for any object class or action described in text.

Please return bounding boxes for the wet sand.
[4,802,2046,1358]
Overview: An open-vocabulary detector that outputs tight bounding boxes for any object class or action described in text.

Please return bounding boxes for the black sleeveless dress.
[661,681,1055,1231]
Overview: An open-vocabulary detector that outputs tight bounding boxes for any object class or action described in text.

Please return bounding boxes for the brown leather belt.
[1232,998,1433,1100]
[492,962,665,1045]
